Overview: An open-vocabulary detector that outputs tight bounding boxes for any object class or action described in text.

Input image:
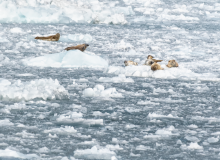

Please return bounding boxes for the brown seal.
[35,33,60,41]
[166,60,179,68]
[64,44,89,52]
[144,55,163,66]
[151,61,164,71]
[124,60,138,66]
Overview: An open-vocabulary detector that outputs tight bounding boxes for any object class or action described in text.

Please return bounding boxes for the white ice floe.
[47,34,92,42]
[185,136,200,142]
[23,50,108,68]
[148,113,182,120]
[0,0,131,24]
[0,148,39,159]
[136,145,154,151]
[0,78,68,101]
[83,85,123,98]
[10,27,23,33]
[74,146,116,160]
[181,142,203,150]
[0,119,14,126]
[0,54,10,66]
[98,74,134,83]
[44,126,77,135]
[55,111,103,126]
[207,137,219,143]
[0,37,9,42]
[107,65,220,81]
[155,126,179,136]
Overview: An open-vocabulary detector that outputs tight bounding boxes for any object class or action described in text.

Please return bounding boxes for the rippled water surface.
[0,0,220,159]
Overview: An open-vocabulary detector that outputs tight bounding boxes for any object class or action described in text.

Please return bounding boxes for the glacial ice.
[74,146,116,160]
[23,50,108,68]
[82,85,123,98]
[0,0,132,24]
[108,65,220,81]
[98,74,134,83]
[55,111,103,126]
[0,78,68,101]
[0,148,39,159]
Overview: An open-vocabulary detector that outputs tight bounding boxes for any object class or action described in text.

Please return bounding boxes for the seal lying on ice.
[151,61,164,71]
[35,33,60,41]
[124,60,138,66]
[166,60,179,68]
[64,44,89,52]
[144,55,163,66]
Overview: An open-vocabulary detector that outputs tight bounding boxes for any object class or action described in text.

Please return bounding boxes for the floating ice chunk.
[23,50,108,68]
[10,27,23,33]
[148,113,182,120]
[114,40,133,50]
[155,126,179,136]
[55,112,103,126]
[59,34,93,42]
[0,54,10,66]
[106,145,123,151]
[185,136,200,142]
[74,146,116,160]
[78,139,98,146]
[207,137,219,143]
[0,148,39,159]
[187,124,198,129]
[98,74,134,83]
[0,78,68,101]
[37,147,50,153]
[83,85,123,98]
[181,142,203,150]
[136,145,153,151]
[44,126,77,135]
[0,119,14,126]
[0,37,9,43]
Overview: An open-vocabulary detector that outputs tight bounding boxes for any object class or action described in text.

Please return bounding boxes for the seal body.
[124,60,138,66]
[144,55,163,66]
[166,60,179,68]
[64,44,89,52]
[151,62,164,71]
[35,33,60,41]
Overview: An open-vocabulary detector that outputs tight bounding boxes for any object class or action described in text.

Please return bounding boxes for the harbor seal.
[144,55,163,66]
[64,44,89,52]
[35,33,60,41]
[166,60,179,68]
[124,60,138,66]
[151,62,164,71]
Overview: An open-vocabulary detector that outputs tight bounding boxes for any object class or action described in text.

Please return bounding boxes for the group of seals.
[124,55,179,71]
[35,33,89,52]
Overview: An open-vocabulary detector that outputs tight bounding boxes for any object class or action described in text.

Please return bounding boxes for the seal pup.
[64,44,89,52]
[35,33,60,41]
[166,60,179,68]
[124,60,138,66]
[151,61,164,71]
[144,55,163,66]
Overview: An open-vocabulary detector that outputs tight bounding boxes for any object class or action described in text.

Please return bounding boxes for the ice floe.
[107,65,220,81]
[55,111,103,126]
[0,78,68,101]
[74,146,116,160]
[59,34,93,42]
[44,126,77,135]
[82,85,123,98]
[0,148,39,159]
[23,50,108,68]
[98,74,134,83]
[0,0,132,24]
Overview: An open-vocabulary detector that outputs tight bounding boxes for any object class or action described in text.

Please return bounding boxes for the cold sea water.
[0,0,220,159]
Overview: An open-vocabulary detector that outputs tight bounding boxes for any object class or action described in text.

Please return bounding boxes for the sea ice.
[0,148,39,159]
[98,74,134,83]
[55,111,103,126]
[83,85,123,98]
[23,50,108,68]
[0,78,68,101]
[74,146,116,160]
[44,126,77,135]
